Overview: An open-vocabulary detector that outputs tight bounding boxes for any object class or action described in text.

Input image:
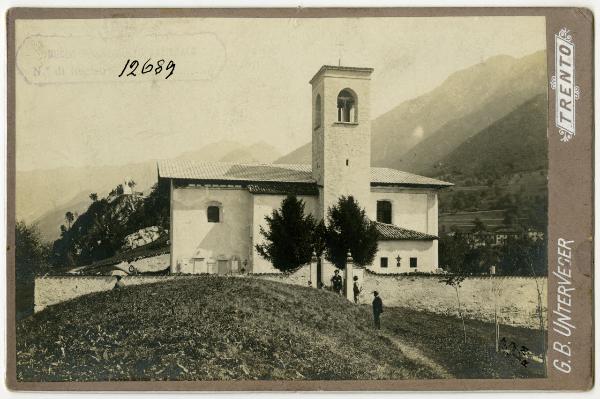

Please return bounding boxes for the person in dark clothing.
[353,276,361,304]
[330,270,343,294]
[372,291,383,329]
[113,275,125,290]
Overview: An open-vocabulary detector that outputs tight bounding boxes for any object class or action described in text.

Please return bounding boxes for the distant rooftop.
[157,160,453,188]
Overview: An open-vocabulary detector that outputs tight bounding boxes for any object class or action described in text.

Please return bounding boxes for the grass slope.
[17,277,434,381]
[17,277,545,382]
[384,308,546,379]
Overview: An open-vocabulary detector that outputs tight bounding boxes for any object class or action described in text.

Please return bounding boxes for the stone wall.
[35,270,547,330]
[112,253,170,274]
[33,275,182,312]
[254,267,547,329]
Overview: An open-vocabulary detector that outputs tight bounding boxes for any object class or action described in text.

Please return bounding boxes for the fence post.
[309,251,318,288]
[344,251,354,301]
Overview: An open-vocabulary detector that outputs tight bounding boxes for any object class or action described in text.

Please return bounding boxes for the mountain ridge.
[22,140,282,241]
[274,50,547,168]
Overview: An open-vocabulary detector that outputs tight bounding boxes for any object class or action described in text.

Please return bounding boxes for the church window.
[380,257,388,268]
[410,257,418,268]
[207,205,220,223]
[337,89,357,123]
[376,200,392,224]
[314,94,322,129]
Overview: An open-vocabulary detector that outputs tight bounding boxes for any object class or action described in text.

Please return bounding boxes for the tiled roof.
[247,183,318,196]
[158,160,313,183]
[370,167,452,187]
[158,160,452,188]
[375,222,438,241]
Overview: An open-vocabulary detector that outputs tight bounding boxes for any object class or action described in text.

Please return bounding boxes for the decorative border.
[550,28,580,142]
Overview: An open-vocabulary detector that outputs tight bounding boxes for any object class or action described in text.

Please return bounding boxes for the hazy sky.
[15,16,546,171]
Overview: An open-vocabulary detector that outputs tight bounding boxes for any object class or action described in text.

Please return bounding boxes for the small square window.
[380,257,388,268]
[410,257,418,268]
[207,206,220,223]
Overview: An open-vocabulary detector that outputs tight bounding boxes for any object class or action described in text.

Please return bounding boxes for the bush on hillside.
[15,221,51,318]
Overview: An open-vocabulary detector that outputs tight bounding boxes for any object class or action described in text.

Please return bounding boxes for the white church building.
[158,65,452,283]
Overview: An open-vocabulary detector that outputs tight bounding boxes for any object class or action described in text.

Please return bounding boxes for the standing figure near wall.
[353,276,361,303]
[331,270,343,294]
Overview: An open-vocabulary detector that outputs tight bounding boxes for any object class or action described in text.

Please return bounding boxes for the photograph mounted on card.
[5,7,594,391]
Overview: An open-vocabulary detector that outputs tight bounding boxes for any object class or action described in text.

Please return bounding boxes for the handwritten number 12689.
[118,59,176,79]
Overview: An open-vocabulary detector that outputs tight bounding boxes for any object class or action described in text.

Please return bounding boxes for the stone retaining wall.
[253,267,547,329]
[33,275,182,312]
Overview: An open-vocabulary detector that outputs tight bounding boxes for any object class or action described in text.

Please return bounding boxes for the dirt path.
[383,333,454,378]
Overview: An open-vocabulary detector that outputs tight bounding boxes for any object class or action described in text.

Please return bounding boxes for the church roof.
[158,160,452,188]
[247,183,319,196]
[375,222,438,241]
[309,65,374,84]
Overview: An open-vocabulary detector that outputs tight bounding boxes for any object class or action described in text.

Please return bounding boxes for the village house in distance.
[158,65,453,283]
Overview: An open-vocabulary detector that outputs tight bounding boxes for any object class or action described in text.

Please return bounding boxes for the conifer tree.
[255,195,316,273]
[325,196,378,269]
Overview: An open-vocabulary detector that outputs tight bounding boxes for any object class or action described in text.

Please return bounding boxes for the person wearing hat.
[330,269,343,295]
[352,275,361,304]
[372,291,384,329]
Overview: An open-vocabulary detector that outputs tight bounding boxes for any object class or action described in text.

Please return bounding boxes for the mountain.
[274,50,547,168]
[20,140,282,242]
[32,191,92,243]
[218,141,282,164]
[274,142,311,164]
[18,162,158,225]
[435,94,548,229]
[436,94,548,178]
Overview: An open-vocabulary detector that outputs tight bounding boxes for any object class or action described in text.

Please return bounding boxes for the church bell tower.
[310,65,374,220]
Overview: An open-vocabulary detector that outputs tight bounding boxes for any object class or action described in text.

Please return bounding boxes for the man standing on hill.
[331,270,343,295]
[353,276,361,304]
[372,291,383,329]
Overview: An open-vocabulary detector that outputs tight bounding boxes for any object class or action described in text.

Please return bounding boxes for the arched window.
[376,200,392,224]
[314,94,322,129]
[337,89,357,123]
[207,205,220,223]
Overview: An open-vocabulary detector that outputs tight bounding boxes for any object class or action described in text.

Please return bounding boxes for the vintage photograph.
[12,14,550,382]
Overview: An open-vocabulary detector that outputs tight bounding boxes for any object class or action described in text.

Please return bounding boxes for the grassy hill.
[17,277,544,382]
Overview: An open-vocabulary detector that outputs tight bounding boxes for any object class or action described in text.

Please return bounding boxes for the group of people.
[329,269,363,302]
[329,269,384,330]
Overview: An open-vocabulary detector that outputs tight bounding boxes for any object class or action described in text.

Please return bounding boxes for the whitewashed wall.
[170,186,252,273]
[370,240,436,273]
[368,188,438,235]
